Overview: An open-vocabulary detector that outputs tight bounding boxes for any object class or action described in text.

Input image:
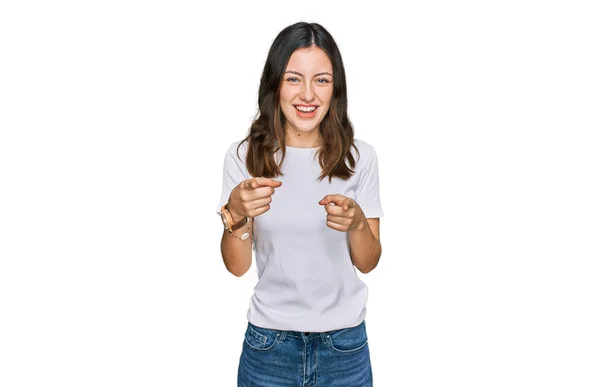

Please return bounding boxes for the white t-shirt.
[216,138,384,332]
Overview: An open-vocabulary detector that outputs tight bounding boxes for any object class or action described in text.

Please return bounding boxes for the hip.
[238,320,373,386]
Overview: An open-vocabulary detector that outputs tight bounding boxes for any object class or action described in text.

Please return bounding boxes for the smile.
[293,105,318,118]
[294,105,318,112]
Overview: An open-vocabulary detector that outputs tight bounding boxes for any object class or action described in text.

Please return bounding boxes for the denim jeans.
[238,320,373,386]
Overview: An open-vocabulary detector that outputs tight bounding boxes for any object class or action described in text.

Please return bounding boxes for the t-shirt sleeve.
[215,141,249,215]
[356,144,384,218]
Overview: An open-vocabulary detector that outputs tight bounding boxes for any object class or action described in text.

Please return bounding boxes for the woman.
[216,21,384,386]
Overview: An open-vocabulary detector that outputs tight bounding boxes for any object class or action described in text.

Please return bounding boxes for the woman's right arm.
[220,177,282,277]
[220,204,253,277]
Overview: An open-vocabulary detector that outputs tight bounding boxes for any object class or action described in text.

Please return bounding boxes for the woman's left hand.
[318,194,366,232]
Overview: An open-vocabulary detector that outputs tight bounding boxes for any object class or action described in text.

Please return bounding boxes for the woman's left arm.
[319,195,382,274]
[348,217,381,274]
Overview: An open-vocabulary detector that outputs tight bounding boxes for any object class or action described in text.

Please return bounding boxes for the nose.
[299,82,315,102]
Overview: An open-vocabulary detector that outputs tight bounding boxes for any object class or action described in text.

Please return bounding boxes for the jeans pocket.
[326,321,369,354]
[243,322,282,352]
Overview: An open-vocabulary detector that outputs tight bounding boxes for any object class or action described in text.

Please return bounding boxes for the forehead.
[285,47,333,73]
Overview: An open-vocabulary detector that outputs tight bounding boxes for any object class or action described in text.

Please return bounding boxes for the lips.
[293,104,318,118]
[294,104,318,112]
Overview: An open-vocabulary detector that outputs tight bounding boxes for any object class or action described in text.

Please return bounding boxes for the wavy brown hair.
[236,22,360,183]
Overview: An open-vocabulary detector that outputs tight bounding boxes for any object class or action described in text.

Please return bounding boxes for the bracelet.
[231,226,250,241]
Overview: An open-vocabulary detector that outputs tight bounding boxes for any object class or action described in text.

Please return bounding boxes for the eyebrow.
[284,70,333,77]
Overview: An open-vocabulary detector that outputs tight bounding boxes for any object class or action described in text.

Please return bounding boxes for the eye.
[316,78,331,84]
[286,77,300,83]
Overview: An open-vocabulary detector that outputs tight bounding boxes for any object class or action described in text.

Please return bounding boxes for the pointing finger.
[318,194,346,206]
[246,177,283,190]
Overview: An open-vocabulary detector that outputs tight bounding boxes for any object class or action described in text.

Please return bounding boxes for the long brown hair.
[237,22,360,183]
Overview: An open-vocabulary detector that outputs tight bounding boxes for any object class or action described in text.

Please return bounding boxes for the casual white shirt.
[216,138,384,332]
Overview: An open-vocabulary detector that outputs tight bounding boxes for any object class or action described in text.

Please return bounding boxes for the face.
[279,46,334,137]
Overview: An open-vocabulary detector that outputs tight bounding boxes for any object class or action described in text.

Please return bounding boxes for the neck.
[285,128,323,148]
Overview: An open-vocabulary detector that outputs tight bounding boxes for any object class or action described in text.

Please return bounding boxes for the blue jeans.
[238,320,373,386]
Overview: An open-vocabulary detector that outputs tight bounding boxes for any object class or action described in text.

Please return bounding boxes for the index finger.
[245,177,283,190]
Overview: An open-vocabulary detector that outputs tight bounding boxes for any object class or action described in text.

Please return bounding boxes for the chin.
[291,120,322,132]
[293,127,318,134]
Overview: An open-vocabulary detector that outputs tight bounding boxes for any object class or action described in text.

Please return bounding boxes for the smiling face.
[279,46,334,143]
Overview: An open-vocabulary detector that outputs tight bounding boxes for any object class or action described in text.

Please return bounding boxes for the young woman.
[216,22,384,386]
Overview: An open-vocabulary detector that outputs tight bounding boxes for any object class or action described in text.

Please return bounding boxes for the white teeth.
[296,106,316,112]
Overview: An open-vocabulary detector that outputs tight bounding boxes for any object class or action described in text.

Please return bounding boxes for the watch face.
[220,212,229,229]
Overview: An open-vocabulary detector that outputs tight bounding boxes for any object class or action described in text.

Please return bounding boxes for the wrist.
[353,216,368,232]
[226,202,244,223]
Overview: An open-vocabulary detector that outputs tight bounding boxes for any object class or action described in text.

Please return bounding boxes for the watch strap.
[221,204,248,233]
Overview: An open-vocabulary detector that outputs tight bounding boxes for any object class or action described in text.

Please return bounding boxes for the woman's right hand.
[227,177,283,221]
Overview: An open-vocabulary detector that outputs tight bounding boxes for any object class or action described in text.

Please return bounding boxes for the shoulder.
[221,139,251,179]
[353,138,374,152]
[225,139,249,160]
[352,138,376,164]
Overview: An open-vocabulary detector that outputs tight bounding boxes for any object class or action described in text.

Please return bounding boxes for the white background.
[1,1,599,386]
